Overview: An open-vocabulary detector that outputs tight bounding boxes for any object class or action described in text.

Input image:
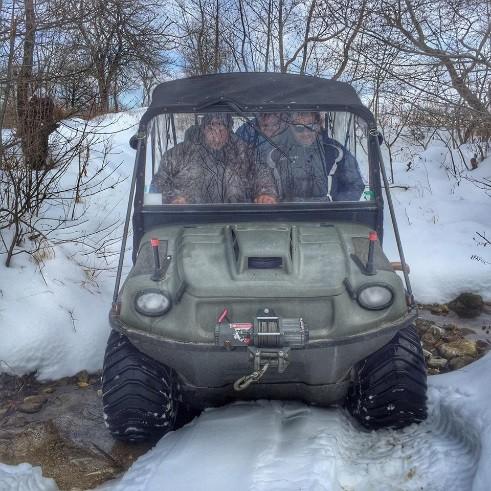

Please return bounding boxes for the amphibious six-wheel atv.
[102,73,427,442]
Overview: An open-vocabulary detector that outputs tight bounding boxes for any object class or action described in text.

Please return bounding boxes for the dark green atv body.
[103,74,427,443]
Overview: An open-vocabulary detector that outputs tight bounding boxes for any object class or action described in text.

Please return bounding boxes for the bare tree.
[366,0,491,148]
[174,0,369,78]
[0,0,134,267]
[74,0,173,112]
[174,0,234,75]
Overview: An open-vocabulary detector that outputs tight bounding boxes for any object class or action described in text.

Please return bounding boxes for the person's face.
[291,113,320,145]
[203,119,229,149]
[258,113,283,138]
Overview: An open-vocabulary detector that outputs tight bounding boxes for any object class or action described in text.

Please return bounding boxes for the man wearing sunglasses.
[271,111,364,202]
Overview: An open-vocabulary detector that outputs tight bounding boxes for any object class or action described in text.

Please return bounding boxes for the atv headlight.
[135,289,171,316]
[357,284,394,310]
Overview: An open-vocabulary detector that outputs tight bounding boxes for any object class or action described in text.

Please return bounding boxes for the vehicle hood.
[132,222,390,299]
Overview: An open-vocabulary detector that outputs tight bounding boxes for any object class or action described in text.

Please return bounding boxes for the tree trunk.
[264,0,272,71]
[98,80,110,113]
[300,0,316,75]
[278,0,285,72]
[16,0,35,186]
[17,0,35,133]
[213,0,220,73]
[0,8,17,132]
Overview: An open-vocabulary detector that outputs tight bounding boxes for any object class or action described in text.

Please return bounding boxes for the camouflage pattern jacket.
[151,132,277,204]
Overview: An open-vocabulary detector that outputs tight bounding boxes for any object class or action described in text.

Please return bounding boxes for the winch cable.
[233,363,270,391]
[257,318,280,347]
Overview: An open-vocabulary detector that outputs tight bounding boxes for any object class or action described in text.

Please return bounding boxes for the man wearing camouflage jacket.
[151,113,277,204]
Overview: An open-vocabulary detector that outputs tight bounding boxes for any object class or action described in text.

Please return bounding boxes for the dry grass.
[31,240,56,265]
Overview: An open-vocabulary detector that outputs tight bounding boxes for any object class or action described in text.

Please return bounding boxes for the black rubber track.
[102,330,179,442]
[346,325,428,430]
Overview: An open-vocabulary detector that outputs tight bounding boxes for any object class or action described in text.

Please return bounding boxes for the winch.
[215,307,308,348]
[215,308,308,376]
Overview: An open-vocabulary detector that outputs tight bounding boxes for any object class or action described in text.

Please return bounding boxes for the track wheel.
[346,325,427,430]
[102,330,179,442]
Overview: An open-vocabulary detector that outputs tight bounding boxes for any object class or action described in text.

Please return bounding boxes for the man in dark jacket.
[236,112,287,144]
[151,113,277,204]
[268,112,365,202]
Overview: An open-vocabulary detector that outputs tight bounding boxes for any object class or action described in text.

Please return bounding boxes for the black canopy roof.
[141,73,375,126]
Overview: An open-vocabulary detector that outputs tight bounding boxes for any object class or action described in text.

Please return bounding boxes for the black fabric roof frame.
[139,73,376,129]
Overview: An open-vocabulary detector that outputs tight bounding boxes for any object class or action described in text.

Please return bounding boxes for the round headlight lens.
[135,290,171,316]
[357,285,393,310]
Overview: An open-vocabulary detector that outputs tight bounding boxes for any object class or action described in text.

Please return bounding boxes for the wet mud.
[0,373,151,490]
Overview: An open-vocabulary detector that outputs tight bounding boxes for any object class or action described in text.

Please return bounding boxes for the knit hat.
[201,112,233,128]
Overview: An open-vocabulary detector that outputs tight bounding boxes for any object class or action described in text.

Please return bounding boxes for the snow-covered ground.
[0,463,58,491]
[0,111,139,379]
[383,143,491,304]
[0,111,490,490]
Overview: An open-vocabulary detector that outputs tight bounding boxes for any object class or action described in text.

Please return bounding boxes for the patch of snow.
[0,463,59,491]
[383,145,491,304]
[0,111,138,380]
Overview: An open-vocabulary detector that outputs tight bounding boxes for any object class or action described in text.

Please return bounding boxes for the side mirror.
[129,134,139,150]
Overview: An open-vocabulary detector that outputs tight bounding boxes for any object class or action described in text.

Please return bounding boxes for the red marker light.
[218,308,228,323]
[366,231,377,274]
[150,238,161,281]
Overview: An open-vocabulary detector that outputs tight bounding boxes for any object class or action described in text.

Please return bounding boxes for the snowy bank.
[0,111,139,380]
[383,144,491,304]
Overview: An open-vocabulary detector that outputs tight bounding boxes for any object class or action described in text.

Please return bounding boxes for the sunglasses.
[292,123,320,133]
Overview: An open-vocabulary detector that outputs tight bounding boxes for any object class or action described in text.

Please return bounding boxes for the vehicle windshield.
[143,111,373,205]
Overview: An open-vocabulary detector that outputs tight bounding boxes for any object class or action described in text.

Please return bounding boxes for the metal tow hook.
[233,363,270,392]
